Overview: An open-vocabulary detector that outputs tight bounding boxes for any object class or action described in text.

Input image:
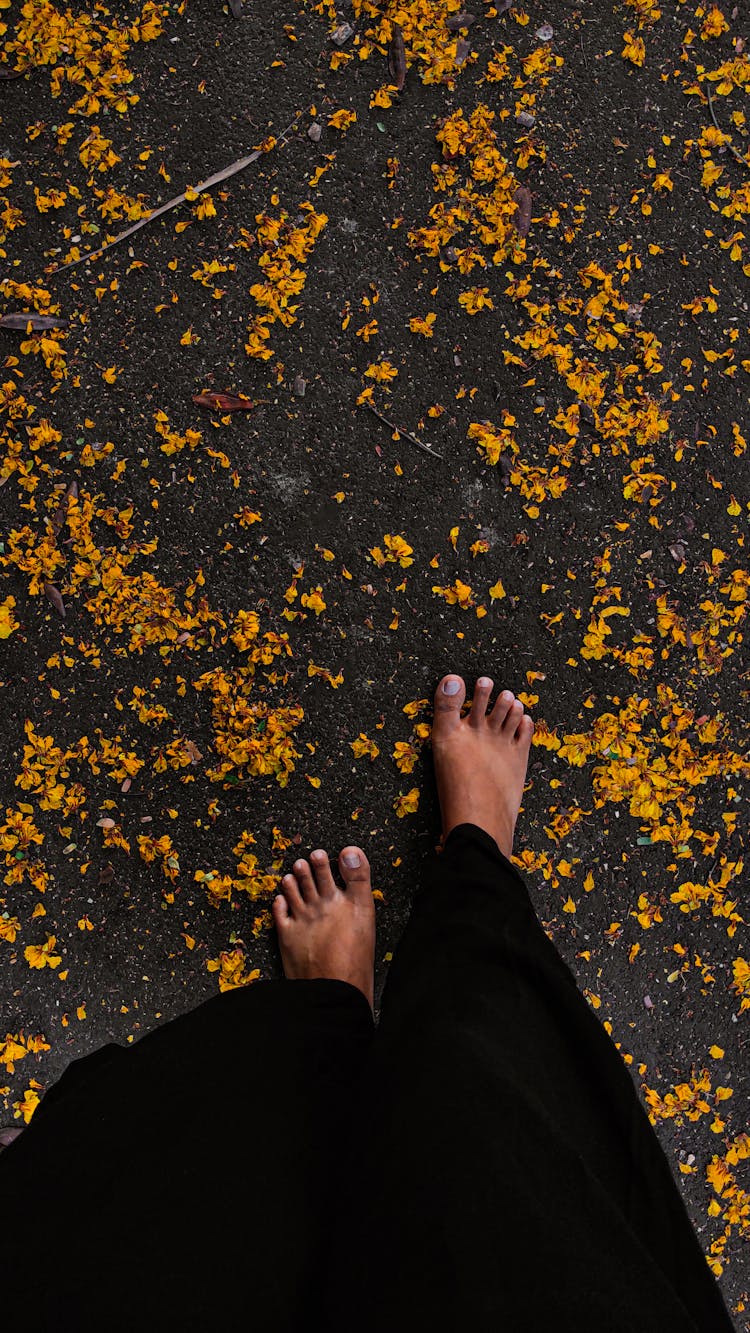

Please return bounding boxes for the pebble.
[331,22,353,46]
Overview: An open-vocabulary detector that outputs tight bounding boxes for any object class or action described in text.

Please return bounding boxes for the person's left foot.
[273,847,376,1010]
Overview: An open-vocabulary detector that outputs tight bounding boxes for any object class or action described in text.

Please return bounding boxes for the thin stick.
[705,81,749,169]
[52,115,302,274]
[366,404,443,459]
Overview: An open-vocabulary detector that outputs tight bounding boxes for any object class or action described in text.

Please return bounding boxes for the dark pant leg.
[1,977,374,1333]
[326,824,733,1333]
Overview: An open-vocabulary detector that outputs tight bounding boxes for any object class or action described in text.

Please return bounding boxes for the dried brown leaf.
[512,186,532,238]
[192,392,261,412]
[43,583,66,618]
[50,480,79,537]
[0,312,68,331]
[446,12,476,30]
[388,23,406,91]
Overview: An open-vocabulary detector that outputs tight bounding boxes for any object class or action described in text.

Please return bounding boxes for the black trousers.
[0,825,733,1332]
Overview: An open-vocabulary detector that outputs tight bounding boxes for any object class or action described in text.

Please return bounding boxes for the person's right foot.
[430,674,533,860]
[272,847,375,1010]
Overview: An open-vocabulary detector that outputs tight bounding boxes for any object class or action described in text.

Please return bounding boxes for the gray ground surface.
[1,0,748,1323]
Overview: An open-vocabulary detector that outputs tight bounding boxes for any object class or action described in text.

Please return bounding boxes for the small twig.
[579,31,588,70]
[51,114,303,274]
[705,81,749,169]
[366,404,443,459]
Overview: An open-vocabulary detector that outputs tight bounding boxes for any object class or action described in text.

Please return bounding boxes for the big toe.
[338,847,372,904]
[432,674,466,736]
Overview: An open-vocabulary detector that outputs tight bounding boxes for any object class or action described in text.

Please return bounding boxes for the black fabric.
[0,824,733,1332]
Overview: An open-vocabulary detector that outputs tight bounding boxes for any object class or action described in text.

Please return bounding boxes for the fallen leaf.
[446,12,476,31]
[43,583,66,618]
[513,186,532,238]
[50,480,79,537]
[192,392,261,411]
[388,23,406,91]
[0,312,68,331]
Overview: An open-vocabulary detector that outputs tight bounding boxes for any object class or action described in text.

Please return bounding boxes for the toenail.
[294,859,306,871]
[442,679,461,694]
[477,677,492,688]
[311,849,325,861]
[343,851,360,868]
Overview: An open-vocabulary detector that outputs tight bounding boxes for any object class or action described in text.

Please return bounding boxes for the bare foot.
[430,674,534,860]
[272,847,375,1010]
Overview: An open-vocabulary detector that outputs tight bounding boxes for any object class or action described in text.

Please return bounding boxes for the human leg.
[324,676,732,1333]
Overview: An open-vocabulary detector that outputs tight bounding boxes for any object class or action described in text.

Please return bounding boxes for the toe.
[279,872,303,915]
[309,848,337,898]
[433,674,466,737]
[272,893,291,928]
[292,858,317,903]
[503,699,525,734]
[516,714,534,746]
[489,689,515,728]
[338,847,372,904]
[469,676,494,726]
